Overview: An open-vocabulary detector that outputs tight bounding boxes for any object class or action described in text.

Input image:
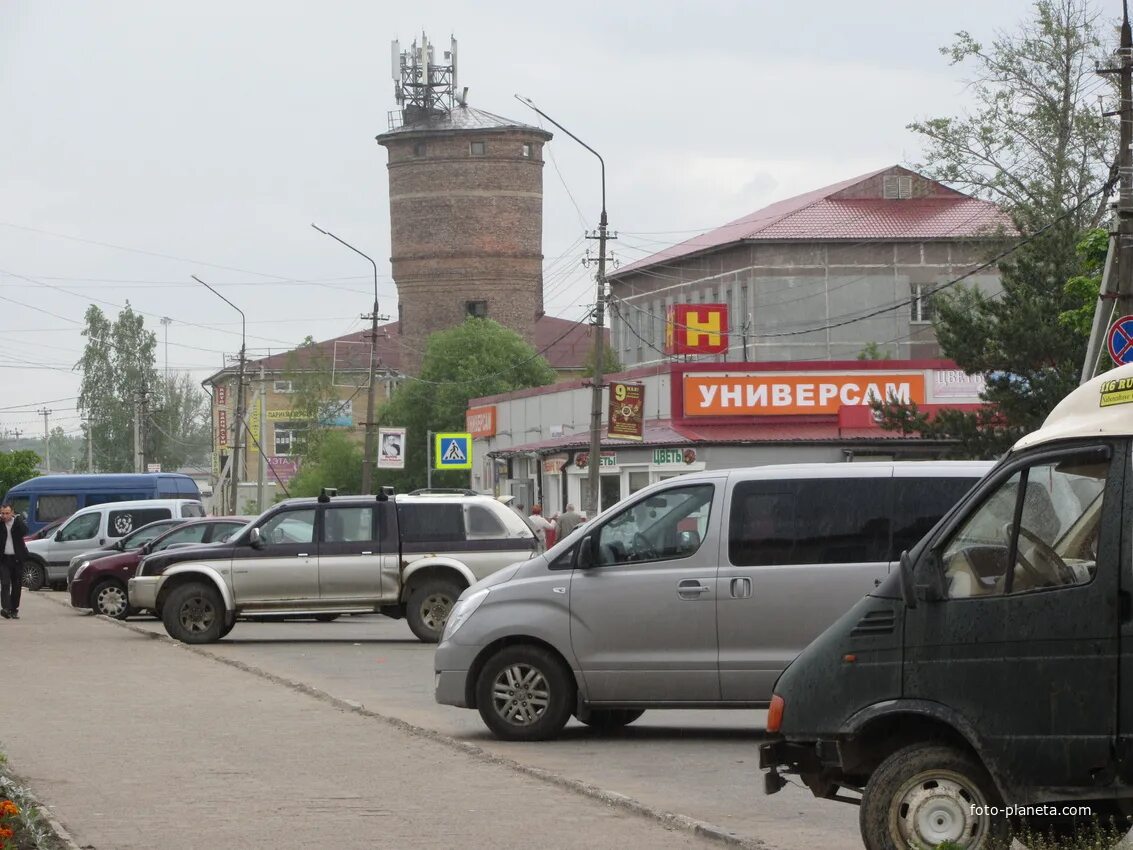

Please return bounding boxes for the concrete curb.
[51,596,765,849]
[0,764,84,850]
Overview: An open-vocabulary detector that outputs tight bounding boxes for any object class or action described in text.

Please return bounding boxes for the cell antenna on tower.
[389,32,462,128]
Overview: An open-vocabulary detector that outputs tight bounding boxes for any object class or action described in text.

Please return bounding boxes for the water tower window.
[466,300,488,318]
[522,143,532,158]
[469,140,486,156]
[413,142,427,157]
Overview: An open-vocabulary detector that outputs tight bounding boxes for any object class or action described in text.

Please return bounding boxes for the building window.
[273,380,293,394]
[522,143,532,158]
[413,142,427,157]
[884,175,914,199]
[910,283,937,324]
[469,140,486,156]
[274,421,309,456]
[466,300,488,318]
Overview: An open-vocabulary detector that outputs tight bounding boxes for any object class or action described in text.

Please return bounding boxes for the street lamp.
[516,95,610,515]
[311,223,382,495]
[194,275,245,515]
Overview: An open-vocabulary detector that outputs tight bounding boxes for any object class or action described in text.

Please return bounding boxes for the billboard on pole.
[377,427,406,469]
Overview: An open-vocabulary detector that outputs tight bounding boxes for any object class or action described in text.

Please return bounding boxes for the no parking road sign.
[1108,315,1133,366]
[434,432,473,470]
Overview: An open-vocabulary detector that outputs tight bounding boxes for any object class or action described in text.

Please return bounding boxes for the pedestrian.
[526,505,554,548]
[556,503,583,538]
[0,503,29,620]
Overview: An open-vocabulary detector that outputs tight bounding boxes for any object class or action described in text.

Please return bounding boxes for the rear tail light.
[767,694,785,733]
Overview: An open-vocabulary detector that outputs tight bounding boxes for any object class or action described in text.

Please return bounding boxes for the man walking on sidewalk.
[0,503,28,619]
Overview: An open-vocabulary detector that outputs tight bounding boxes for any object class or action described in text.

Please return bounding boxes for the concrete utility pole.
[516,95,616,515]
[134,389,150,473]
[36,408,52,472]
[160,316,172,381]
[257,363,266,512]
[311,224,388,495]
[83,418,94,472]
[195,275,245,515]
[1082,2,1133,382]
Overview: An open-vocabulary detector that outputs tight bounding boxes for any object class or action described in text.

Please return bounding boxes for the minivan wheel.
[21,560,46,592]
[406,579,462,643]
[314,613,340,623]
[91,579,130,619]
[163,582,225,644]
[476,645,575,741]
[577,709,645,732]
[860,743,1009,850]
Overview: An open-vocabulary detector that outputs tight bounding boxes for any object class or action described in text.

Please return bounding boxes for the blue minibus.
[4,473,202,533]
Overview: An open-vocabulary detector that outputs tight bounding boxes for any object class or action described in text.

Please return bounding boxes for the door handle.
[361,551,373,556]
[297,553,309,557]
[677,579,711,599]
[730,577,752,599]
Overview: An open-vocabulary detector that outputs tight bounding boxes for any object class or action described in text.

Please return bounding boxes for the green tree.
[286,431,364,497]
[282,335,342,458]
[581,343,622,378]
[908,0,1115,232]
[46,426,82,472]
[147,373,212,471]
[76,303,159,472]
[378,318,556,491]
[857,341,891,361]
[0,450,40,501]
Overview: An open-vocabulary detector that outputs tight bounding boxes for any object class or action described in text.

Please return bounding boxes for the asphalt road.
[112,603,861,849]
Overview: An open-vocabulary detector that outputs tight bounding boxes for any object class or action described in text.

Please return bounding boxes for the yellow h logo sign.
[684,310,723,348]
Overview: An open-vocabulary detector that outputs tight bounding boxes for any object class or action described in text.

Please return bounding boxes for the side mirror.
[576,534,597,569]
[249,527,264,549]
[899,550,917,610]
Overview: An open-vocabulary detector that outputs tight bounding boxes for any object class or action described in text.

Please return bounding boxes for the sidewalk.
[0,595,715,850]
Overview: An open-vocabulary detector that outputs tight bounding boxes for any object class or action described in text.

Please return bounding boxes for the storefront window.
[628,470,650,495]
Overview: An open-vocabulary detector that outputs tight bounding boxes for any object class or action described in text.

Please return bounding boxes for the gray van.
[434,461,992,740]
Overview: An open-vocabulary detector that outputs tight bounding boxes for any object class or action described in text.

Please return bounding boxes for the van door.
[317,504,387,603]
[906,445,1120,790]
[569,482,720,703]
[718,477,891,702]
[232,508,319,604]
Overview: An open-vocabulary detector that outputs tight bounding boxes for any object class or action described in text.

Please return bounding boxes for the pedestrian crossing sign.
[434,432,473,470]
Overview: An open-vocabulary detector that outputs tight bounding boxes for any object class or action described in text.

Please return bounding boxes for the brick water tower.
[377,34,553,374]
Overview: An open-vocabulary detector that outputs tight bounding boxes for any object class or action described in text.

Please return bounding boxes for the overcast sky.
[1,0,1043,437]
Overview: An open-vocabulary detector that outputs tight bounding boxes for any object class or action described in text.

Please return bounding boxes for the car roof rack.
[406,488,479,497]
[318,487,338,503]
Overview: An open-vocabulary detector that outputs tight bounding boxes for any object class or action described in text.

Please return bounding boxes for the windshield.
[121,521,176,549]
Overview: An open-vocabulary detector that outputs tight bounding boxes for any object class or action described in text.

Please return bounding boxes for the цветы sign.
[682,373,926,417]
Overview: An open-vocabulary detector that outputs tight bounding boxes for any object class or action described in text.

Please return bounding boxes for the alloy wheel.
[490,664,551,726]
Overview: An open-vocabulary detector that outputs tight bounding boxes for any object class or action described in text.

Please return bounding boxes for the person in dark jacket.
[0,503,29,619]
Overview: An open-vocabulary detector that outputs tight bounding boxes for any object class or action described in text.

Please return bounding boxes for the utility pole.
[1083,2,1133,381]
[516,95,616,515]
[311,224,388,494]
[257,363,266,512]
[36,409,51,472]
[160,316,172,381]
[82,417,94,472]
[133,389,150,473]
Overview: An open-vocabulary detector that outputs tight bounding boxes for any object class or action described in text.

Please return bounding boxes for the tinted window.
[890,477,978,557]
[58,512,100,542]
[208,522,247,542]
[182,503,205,518]
[87,492,146,506]
[39,494,78,522]
[323,507,375,543]
[6,497,29,519]
[465,505,505,539]
[108,508,173,538]
[729,478,890,567]
[120,520,179,548]
[154,524,209,550]
[398,503,464,544]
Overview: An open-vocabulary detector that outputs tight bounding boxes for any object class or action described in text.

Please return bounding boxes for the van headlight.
[73,561,90,580]
[442,588,489,642]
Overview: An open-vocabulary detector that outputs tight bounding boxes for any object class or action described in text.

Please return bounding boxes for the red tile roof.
[612,165,1013,277]
[206,316,605,383]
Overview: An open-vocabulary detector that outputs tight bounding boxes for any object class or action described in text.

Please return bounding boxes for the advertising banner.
[665,304,729,355]
[683,372,926,417]
[607,381,645,440]
[378,427,406,470]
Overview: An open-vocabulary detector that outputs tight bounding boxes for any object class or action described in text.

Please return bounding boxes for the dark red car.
[69,517,249,619]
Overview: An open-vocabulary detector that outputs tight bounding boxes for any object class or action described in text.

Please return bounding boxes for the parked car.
[5,472,201,534]
[22,498,206,591]
[22,514,70,542]
[433,461,992,741]
[70,517,250,619]
[128,490,537,643]
[65,518,187,583]
[759,365,1133,848]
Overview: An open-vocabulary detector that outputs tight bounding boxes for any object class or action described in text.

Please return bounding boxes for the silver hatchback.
[434,461,993,740]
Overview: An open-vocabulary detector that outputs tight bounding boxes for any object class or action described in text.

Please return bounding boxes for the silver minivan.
[434,461,993,740]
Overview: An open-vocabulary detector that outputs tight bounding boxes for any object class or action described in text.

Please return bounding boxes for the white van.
[23,499,205,590]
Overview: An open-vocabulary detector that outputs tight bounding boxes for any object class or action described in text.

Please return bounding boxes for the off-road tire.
[576,709,645,732]
[406,579,462,643]
[21,559,46,592]
[475,644,575,741]
[91,579,131,620]
[860,742,1009,850]
[162,582,225,644]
